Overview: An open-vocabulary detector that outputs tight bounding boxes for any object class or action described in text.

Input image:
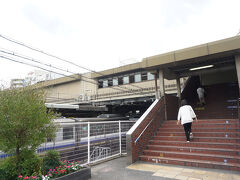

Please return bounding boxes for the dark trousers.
[183,122,192,141]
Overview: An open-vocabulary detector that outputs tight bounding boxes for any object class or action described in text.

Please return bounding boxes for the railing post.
[119,121,122,155]
[88,122,90,164]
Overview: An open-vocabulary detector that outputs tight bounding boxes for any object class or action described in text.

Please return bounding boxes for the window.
[118,77,123,85]
[147,72,154,80]
[63,127,73,140]
[47,137,52,142]
[129,74,134,83]
[123,76,129,84]
[142,72,147,81]
[108,79,113,87]
[98,80,103,88]
[113,78,118,86]
[103,80,108,87]
[135,74,141,82]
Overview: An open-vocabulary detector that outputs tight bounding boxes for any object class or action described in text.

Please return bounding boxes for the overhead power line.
[0,34,95,73]
[0,55,78,80]
[0,33,144,90]
[0,47,95,83]
[0,48,75,75]
[0,49,136,92]
[0,55,129,93]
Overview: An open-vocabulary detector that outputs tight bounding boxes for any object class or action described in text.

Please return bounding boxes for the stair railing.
[134,118,154,145]
[126,97,166,164]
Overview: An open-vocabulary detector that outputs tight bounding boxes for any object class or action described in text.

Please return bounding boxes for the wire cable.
[0,48,75,75]
[0,55,129,93]
[0,33,144,90]
[0,47,143,93]
[0,47,97,84]
[0,53,151,103]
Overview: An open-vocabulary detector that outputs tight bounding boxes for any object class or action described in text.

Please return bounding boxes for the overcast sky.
[1,0,240,86]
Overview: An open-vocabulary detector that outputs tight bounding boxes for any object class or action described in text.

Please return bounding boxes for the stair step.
[153,136,239,143]
[164,119,239,124]
[147,145,240,156]
[156,132,240,138]
[149,140,240,150]
[142,150,240,163]
[139,155,240,171]
[159,128,239,132]
[138,83,240,171]
[161,123,238,128]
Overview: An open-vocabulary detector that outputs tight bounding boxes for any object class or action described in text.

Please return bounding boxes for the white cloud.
[0,0,240,86]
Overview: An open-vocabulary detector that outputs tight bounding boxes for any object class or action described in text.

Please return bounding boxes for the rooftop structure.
[10,78,25,88]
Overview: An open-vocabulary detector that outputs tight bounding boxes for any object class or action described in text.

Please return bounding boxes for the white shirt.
[177,105,196,125]
[197,87,205,98]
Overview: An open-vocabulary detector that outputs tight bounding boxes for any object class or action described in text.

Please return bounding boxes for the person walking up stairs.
[177,99,198,142]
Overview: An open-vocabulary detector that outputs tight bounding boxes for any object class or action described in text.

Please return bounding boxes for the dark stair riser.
[161,124,239,128]
[164,119,239,124]
[153,136,239,143]
[156,132,240,138]
[159,128,239,132]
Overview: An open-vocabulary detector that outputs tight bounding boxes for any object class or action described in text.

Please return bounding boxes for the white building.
[25,70,61,85]
[10,79,25,88]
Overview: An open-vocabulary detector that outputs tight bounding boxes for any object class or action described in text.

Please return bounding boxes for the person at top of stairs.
[197,86,206,106]
[177,99,198,142]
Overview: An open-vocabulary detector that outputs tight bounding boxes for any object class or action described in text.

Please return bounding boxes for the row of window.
[63,127,73,140]
[98,72,154,88]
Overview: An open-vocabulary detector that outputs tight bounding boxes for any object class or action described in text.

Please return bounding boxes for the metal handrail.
[134,118,153,144]
[133,97,163,144]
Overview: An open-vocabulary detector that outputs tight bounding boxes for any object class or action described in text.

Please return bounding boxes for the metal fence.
[1,120,133,165]
[0,121,135,164]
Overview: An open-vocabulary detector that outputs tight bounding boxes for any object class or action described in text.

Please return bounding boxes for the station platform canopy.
[92,36,240,80]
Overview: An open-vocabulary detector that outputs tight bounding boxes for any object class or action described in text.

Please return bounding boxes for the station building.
[37,60,186,117]
[35,35,240,171]
[36,36,239,119]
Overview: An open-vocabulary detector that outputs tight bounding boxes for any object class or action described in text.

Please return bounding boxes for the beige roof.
[33,74,81,88]
[93,36,240,79]
[35,36,240,85]
[142,36,240,69]
[91,62,142,79]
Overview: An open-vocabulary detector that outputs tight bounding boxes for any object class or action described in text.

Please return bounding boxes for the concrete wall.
[45,72,97,103]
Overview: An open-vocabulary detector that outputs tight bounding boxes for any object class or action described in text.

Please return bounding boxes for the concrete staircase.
[192,83,239,119]
[137,80,240,171]
[140,119,240,171]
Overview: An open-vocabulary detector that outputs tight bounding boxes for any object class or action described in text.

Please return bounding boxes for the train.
[0,116,135,161]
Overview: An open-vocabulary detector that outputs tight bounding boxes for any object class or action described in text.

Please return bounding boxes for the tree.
[0,87,57,175]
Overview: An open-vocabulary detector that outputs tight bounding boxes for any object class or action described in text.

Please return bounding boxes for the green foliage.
[0,87,57,175]
[42,150,61,174]
[0,156,18,180]
[20,151,41,177]
[0,152,41,180]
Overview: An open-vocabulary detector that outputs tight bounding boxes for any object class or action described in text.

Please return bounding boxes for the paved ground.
[90,156,240,180]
